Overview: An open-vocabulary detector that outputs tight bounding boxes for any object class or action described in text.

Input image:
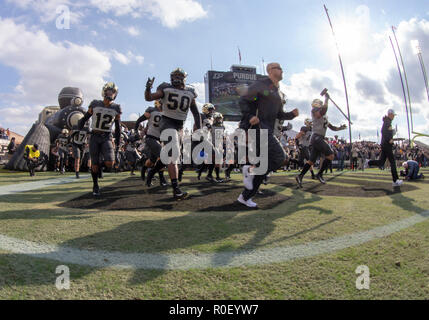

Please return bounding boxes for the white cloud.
[0,18,111,135]
[111,50,144,65]
[126,26,140,36]
[89,0,207,28]
[128,113,139,121]
[283,13,429,143]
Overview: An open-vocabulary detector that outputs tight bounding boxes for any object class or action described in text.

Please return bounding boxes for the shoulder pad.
[185,86,197,98]
[157,82,171,91]
[145,107,155,114]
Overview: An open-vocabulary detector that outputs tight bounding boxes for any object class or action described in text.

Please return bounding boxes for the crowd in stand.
[278,131,428,171]
[0,128,10,140]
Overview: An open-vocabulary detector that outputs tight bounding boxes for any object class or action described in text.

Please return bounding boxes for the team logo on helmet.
[102,82,118,101]
[170,68,187,87]
[154,99,162,110]
[202,103,215,115]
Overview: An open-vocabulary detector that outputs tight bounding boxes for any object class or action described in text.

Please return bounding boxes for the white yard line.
[1,210,428,270]
[0,175,90,196]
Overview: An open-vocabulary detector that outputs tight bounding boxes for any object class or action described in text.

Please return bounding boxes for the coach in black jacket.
[237,62,299,207]
[368,109,403,186]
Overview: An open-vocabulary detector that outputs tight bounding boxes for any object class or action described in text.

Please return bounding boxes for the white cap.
[387,108,397,115]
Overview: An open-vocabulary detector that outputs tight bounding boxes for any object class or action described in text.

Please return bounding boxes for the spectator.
[7,137,16,156]
[401,160,424,180]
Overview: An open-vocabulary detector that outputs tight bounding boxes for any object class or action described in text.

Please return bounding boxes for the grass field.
[0,167,428,299]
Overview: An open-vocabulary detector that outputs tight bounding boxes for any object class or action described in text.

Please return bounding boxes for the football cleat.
[93,186,100,196]
[146,169,155,187]
[76,172,80,179]
[206,175,215,183]
[159,173,168,187]
[295,175,303,188]
[173,188,188,200]
[215,177,224,183]
[316,173,326,184]
[237,194,257,208]
[392,180,403,187]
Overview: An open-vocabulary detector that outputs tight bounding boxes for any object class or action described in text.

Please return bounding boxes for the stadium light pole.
[389,36,411,143]
[323,5,352,147]
[392,26,412,139]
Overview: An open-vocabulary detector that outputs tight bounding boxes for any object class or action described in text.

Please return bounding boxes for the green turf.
[0,168,428,299]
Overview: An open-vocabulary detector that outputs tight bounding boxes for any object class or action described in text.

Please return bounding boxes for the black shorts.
[300,145,311,161]
[144,136,162,163]
[89,132,114,164]
[309,135,333,163]
[72,144,83,159]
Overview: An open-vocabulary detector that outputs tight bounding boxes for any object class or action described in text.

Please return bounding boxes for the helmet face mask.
[202,103,215,116]
[170,68,187,88]
[213,112,223,125]
[102,82,118,101]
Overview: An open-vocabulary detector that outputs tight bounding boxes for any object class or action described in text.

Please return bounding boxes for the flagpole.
[389,36,411,143]
[392,26,413,136]
[324,5,352,147]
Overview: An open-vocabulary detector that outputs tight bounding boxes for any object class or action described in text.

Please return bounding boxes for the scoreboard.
[204,65,268,121]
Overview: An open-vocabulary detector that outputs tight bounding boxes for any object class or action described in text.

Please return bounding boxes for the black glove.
[146,77,155,90]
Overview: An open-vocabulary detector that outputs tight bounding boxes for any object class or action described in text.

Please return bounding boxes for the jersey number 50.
[167,93,190,112]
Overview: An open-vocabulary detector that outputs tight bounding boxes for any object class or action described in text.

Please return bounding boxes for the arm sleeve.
[328,123,343,131]
[278,110,297,121]
[134,114,148,130]
[190,100,202,130]
[78,112,92,130]
[114,119,121,147]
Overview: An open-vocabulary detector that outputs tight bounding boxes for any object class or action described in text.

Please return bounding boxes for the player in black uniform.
[135,100,167,187]
[70,122,89,178]
[78,82,122,196]
[145,68,202,200]
[295,95,347,187]
[295,119,316,179]
[196,103,216,180]
[56,128,70,174]
[203,111,225,183]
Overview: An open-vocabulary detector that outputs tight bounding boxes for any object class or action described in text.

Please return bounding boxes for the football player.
[135,100,167,187]
[295,118,315,179]
[78,82,122,196]
[205,111,225,183]
[55,128,70,174]
[70,122,90,178]
[196,103,215,180]
[295,94,346,188]
[145,68,202,200]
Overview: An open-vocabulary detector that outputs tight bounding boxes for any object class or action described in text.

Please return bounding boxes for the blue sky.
[0,0,428,143]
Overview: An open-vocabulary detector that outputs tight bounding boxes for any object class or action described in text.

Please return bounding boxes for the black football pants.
[368,144,399,182]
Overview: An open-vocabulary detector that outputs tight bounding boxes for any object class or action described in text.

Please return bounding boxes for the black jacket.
[239,78,296,134]
[381,116,394,146]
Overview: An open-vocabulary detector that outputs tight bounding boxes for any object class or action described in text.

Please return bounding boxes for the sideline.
[0,210,428,270]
